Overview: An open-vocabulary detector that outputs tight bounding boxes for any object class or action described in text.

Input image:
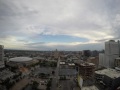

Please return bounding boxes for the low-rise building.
[75,62,95,80]
[59,69,77,79]
[95,68,120,90]
[115,57,120,68]
[0,61,5,69]
[87,57,99,69]
[0,69,15,82]
[81,85,99,90]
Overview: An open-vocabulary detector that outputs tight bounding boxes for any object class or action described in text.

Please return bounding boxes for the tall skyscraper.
[0,45,4,68]
[105,40,120,68]
[0,45,4,61]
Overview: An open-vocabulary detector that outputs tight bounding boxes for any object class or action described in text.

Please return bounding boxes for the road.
[51,57,60,90]
[59,80,72,90]
[51,58,79,90]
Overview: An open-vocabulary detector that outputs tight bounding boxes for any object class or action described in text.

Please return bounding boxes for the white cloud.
[0,0,120,50]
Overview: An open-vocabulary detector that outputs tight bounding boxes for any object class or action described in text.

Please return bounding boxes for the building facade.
[115,58,120,68]
[99,53,105,67]
[105,40,120,68]
[0,45,4,69]
[0,45,4,61]
[87,57,99,69]
[75,62,95,80]
[95,69,120,90]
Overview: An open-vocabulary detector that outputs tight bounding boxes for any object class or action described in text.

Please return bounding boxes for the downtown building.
[105,40,120,68]
[99,53,105,67]
[75,61,95,88]
[95,68,120,90]
[0,45,4,69]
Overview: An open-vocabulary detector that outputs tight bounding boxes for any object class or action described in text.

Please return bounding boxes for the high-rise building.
[0,45,4,61]
[99,53,105,67]
[105,40,120,68]
[82,50,91,57]
[0,45,4,68]
[91,50,99,57]
[54,49,59,59]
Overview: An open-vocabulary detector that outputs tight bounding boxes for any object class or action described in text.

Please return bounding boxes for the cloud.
[0,0,120,50]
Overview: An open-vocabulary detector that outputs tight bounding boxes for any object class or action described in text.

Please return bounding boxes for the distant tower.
[105,40,119,68]
[54,49,59,60]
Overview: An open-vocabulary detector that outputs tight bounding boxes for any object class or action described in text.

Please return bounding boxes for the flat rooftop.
[74,60,95,66]
[95,68,120,79]
[33,67,54,75]
[60,62,65,65]
[78,63,95,66]
[81,85,99,90]
[59,69,77,76]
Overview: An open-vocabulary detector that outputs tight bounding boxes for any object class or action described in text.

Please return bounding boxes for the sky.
[0,0,120,51]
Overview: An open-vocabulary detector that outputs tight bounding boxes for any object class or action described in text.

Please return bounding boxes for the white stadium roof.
[9,57,32,62]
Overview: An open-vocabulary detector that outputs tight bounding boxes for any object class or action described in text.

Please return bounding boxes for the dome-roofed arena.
[9,57,32,62]
[7,57,38,68]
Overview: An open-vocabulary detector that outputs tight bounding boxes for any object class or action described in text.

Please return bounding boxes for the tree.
[52,71,55,75]
[32,81,39,90]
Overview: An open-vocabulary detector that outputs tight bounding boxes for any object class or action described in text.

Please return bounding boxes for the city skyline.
[0,0,120,50]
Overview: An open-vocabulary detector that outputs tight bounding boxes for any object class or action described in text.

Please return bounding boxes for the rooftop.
[81,85,99,90]
[95,68,120,79]
[33,67,54,75]
[79,62,95,66]
[9,57,32,62]
[0,70,15,80]
[60,62,65,65]
[68,63,75,66]
[59,69,77,76]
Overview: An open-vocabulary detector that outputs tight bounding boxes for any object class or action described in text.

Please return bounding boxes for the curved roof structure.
[9,57,32,62]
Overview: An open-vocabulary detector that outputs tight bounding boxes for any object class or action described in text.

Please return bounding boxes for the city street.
[59,80,72,90]
[51,57,60,90]
[58,79,78,90]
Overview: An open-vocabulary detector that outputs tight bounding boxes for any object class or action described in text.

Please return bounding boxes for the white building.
[105,40,120,68]
[99,53,105,67]
[0,45,4,68]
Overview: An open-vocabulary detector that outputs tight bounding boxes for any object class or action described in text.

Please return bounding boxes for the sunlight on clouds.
[0,0,120,50]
